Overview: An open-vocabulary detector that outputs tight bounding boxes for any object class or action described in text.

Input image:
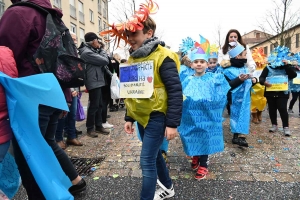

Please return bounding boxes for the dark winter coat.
[78,43,110,91]
[0,0,72,103]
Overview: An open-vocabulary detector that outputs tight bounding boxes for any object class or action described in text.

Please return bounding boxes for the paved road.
[13,93,300,199]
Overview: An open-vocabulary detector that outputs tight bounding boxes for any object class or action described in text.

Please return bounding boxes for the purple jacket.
[0,0,72,102]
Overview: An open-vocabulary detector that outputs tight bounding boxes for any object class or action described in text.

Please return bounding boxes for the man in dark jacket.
[78,32,111,137]
[0,0,86,199]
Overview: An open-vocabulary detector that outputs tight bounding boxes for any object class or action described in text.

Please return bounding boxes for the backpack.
[9,2,85,88]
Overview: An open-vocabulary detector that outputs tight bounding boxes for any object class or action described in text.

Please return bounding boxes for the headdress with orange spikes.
[100,0,159,48]
[251,47,267,69]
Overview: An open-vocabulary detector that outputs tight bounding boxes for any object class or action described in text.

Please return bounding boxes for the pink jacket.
[0,46,18,144]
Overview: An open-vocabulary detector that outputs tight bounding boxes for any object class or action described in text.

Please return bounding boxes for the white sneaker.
[283,127,291,136]
[102,122,113,128]
[154,180,175,200]
[288,109,294,114]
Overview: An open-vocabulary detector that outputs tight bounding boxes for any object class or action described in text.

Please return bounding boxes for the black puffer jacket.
[125,42,182,128]
[259,64,296,98]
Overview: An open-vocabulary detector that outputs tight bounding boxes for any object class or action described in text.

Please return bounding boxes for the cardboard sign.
[293,72,300,84]
[266,75,289,91]
[119,61,154,98]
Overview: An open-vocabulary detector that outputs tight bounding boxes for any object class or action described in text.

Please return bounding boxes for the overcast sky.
[108,0,300,57]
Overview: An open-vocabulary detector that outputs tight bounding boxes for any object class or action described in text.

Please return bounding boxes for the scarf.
[230,58,247,68]
[130,37,162,58]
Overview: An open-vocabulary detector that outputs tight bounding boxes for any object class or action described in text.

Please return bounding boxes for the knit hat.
[84,32,99,42]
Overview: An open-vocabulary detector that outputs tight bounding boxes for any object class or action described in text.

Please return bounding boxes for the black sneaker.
[76,129,83,135]
[69,178,87,195]
[232,137,248,147]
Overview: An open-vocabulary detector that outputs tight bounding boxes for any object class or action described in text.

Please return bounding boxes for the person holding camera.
[78,32,112,137]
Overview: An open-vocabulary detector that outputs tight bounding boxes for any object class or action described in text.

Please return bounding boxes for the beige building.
[250,24,300,56]
[0,0,109,45]
[242,30,273,48]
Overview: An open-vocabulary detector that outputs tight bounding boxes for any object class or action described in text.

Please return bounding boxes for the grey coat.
[78,43,109,90]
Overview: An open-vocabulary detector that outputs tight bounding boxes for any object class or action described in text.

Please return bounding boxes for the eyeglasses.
[229,36,238,39]
[209,62,217,64]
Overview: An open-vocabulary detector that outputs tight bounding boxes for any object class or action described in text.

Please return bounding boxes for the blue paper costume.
[222,67,252,134]
[178,73,230,155]
[0,72,73,200]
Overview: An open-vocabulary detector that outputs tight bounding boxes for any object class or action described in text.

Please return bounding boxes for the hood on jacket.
[11,0,63,17]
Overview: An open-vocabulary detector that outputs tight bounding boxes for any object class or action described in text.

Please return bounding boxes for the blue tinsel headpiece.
[179,37,195,57]
[267,46,294,68]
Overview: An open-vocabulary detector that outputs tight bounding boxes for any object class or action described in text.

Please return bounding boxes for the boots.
[251,112,259,124]
[232,133,248,147]
[257,111,262,121]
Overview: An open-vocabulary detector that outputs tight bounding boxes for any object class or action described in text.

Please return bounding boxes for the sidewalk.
[13,92,300,199]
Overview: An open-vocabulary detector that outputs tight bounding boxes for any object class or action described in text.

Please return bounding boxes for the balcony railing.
[70,5,76,18]
[0,1,5,19]
[79,11,84,24]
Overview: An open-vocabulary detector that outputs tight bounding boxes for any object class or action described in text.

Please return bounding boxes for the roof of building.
[250,23,300,49]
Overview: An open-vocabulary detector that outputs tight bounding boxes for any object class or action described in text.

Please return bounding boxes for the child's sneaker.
[191,156,199,171]
[269,125,278,133]
[194,166,208,180]
[283,127,291,136]
[154,180,175,200]
[288,109,294,114]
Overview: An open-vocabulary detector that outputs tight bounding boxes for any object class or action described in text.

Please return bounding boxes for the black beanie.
[84,32,99,42]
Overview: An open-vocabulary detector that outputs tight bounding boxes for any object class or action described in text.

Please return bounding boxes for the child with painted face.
[220,42,258,147]
[178,35,230,181]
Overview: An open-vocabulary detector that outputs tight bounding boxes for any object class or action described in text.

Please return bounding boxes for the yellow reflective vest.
[125,45,180,127]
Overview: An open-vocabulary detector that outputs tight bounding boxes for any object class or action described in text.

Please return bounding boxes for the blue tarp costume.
[221,67,252,134]
[179,64,194,82]
[178,73,230,156]
[0,72,73,200]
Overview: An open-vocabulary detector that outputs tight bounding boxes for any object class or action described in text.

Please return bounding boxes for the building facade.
[242,30,273,48]
[0,0,109,45]
[249,24,300,56]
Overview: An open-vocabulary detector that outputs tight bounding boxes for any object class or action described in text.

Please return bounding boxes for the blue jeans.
[55,96,77,141]
[137,112,172,200]
[0,141,10,162]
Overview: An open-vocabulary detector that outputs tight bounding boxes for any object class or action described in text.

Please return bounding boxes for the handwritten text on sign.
[293,72,300,84]
[119,61,154,98]
[266,75,288,91]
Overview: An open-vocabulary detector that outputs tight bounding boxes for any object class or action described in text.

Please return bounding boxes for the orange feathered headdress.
[100,0,158,48]
[252,47,267,69]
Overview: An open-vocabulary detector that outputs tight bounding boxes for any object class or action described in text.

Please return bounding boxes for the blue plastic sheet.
[0,72,73,200]
[178,73,230,156]
[222,67,252,134]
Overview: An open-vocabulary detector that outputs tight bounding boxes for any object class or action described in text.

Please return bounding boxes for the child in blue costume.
[220,42,258,147]
[178,35,230,180]
[179,37,195,82]
[206,44,221,73]
[288,52,300,116]
[259,47,296,136]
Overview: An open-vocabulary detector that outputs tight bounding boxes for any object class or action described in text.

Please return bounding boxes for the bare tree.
[258,0,300,46]
[214,24,223,48]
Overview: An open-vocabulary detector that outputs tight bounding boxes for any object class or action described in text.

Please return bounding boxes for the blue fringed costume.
[178,73,230,156]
